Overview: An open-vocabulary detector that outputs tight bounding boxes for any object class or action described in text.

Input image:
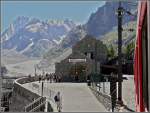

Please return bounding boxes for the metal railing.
[90,73,119,111]
[30,81,62,112]
[24,96,46,112]
[90,74,112,111]
[43,83,62,112]
[15,76,62,112]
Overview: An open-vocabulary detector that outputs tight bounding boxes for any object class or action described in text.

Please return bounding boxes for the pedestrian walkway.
[22,82,107,112]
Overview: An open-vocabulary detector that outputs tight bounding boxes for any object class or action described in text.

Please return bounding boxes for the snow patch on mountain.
[53,35,66,45]
[4,34,9,41]
[64,24,71,31]
[20,41,34,54]
[40,39,50,41]
[26,22,43,32]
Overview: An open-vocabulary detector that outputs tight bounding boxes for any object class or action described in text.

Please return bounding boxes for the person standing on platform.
[54,92,62,112]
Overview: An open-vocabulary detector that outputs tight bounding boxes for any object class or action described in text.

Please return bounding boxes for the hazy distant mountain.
[1,16,76,57]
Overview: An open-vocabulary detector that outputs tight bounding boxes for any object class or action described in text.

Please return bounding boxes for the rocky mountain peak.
[1,16,76,57]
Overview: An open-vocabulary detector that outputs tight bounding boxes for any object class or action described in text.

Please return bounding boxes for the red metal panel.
[139,1,147,27]
[138,26,144,112]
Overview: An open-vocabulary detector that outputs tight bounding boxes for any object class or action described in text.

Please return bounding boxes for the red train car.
[134,0,150,112]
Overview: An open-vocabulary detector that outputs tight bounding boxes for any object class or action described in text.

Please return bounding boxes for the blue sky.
[1,1,106,32]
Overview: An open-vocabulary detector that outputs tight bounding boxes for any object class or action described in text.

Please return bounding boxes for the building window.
[85,52,87,56]
[87,52,94,59]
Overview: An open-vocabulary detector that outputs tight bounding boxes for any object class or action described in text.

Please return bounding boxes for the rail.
[13,75,62,112]
[89,74,112,111]
[24,96,46,112]
[39,81,62,112]
[30,80,61,109]
[13,76,50,112]
[30,81,62,112]
[46,88,62,111]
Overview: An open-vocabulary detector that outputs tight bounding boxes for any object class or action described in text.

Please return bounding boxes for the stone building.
[55,35,108,82]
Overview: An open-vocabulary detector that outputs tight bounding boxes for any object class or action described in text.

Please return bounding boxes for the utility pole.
[95,41,97,73]
[117,1,123,105]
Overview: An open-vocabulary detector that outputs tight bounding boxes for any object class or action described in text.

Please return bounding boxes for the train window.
[142,11,149,110]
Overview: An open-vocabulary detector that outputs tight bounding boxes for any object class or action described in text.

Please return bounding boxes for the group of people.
[38,73,62,83]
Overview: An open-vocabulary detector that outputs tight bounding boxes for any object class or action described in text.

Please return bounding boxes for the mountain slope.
[43,1,137,62]
[43,25,87,60]
[85,1,137,37]
[101,21,137,52]
[1,16,76,57]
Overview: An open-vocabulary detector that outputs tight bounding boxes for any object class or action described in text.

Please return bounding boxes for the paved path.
[22,82,107,112]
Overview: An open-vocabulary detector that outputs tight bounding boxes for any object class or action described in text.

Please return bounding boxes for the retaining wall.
[13,78,40,102]
[10,76,43,111]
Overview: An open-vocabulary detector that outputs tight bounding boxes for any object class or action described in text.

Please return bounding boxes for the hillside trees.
[125,41,135,60]
[107,45,116,60]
